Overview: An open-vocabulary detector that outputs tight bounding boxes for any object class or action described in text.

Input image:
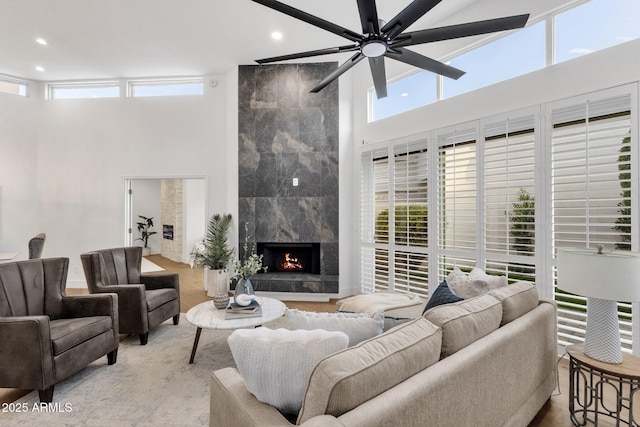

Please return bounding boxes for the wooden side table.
[567,344,640,426]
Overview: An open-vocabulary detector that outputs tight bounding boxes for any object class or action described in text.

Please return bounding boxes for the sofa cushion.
[423,294,502,358]
[227,327,349,416]
[297,317,442,424]
[50,316,113,355]
[285,309,384,346]
[488,281,539,325]
[423,280,463,314]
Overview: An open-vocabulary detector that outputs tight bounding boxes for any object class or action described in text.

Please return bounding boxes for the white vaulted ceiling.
[0,0,567,82]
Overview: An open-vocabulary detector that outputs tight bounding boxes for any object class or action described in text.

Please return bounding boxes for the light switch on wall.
[293,178,299,186]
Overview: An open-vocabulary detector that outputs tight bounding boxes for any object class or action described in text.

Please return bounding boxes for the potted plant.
[191,214,234,299]
[232,222,268,297]
[136,215,157,256]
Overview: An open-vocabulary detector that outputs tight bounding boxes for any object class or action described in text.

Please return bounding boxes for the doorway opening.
[124,177,207,265]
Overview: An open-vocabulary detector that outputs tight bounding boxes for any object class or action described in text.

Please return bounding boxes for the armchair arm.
[0,316,54,390]
[140,272,179,291]
[62,293,118,318]
[94,284,147,334]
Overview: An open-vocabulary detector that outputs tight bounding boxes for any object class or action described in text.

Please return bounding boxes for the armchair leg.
[139,333,149,345]
[107,348,118,365]
[39,386,54,403]
[173,314,180,325]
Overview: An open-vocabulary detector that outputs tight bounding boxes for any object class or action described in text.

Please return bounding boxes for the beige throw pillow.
[446,267,489,299]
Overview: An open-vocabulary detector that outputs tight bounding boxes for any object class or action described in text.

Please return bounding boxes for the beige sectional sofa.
[210,282,557,427]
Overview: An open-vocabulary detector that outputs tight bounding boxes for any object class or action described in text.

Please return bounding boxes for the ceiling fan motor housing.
[361,39,387,57]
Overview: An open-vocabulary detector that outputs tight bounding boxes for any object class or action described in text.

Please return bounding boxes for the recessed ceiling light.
[271,32,283,40]
[35,66,45,72]
[36,38,47,45]
[401,92,409,97]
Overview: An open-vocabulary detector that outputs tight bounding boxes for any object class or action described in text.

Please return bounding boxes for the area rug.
[1,314,287,427]
[141,257,165,273]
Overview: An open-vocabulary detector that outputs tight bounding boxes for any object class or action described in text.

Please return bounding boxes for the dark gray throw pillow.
[423,280,463,314]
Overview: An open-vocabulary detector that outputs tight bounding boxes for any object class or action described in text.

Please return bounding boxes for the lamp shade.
[557,247,640,302]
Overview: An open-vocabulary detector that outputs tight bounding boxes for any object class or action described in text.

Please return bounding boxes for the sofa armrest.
[0,316,54,389]
[210,368,344,427]
[140,272,179,291]
[211,368,295,427]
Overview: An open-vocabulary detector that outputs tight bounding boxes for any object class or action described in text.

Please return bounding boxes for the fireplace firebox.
[257,243,320,275]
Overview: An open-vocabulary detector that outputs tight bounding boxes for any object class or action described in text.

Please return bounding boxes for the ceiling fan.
[251,0,529,98]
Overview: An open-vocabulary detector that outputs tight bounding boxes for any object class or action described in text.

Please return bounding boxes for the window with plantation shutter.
[437,126,477,274]
[360,149,390,293]
[360,84,637,354]
[360,140,430,297]
[393,142,429,295]
[483,115,537,282]
[550,93,633,351]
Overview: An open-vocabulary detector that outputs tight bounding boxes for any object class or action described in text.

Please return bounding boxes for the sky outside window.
[370,69,436,121]
[444,21,545,100]
[555,0,640,63]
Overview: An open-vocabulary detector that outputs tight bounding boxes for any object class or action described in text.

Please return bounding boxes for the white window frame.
[126,77,204,98]
[46,81,120,100]
[0,75,29,97]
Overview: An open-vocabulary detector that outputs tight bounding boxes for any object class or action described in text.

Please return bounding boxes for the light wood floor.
[0,255,607,426]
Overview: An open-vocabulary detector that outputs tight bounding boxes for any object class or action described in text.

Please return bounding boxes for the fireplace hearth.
[257,242,320,275]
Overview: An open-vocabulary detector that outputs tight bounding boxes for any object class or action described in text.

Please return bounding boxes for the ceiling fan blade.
[368,57,387,99]
[393,14,530,48]
[310,52,365,93]
[256,44,359,64]
[251,0,363,43]
[381,0,443,40]
[386,48,465,80]
[356,0,380,34]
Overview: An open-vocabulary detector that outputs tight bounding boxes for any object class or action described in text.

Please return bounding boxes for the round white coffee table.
[186,296,286,363]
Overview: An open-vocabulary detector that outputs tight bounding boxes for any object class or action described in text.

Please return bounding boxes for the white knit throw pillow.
[228,328,349,416]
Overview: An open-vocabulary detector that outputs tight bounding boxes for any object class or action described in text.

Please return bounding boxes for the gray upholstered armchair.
[80,247,180,345]
[28,232,46,259]
[0,258,119,402]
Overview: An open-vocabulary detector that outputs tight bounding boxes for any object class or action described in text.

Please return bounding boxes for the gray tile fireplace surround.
[237,63,339,295]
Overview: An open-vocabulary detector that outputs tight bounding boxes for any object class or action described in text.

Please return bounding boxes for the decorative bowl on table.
[213,293,230,310]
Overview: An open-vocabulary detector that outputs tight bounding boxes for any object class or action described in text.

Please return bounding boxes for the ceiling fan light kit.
[251,0,529,99]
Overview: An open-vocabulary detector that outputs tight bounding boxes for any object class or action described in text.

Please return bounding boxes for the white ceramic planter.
[206,268,229,297]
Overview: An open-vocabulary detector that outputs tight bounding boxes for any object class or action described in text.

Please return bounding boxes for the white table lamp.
[557,245,640,364]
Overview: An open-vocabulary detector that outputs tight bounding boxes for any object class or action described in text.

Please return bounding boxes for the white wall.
[0,88,41,259]
[31,75,229,286]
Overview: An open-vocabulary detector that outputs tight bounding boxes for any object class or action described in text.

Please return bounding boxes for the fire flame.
[281,253,304,271]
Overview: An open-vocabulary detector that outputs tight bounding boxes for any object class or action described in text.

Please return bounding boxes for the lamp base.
[584,298,623,364]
